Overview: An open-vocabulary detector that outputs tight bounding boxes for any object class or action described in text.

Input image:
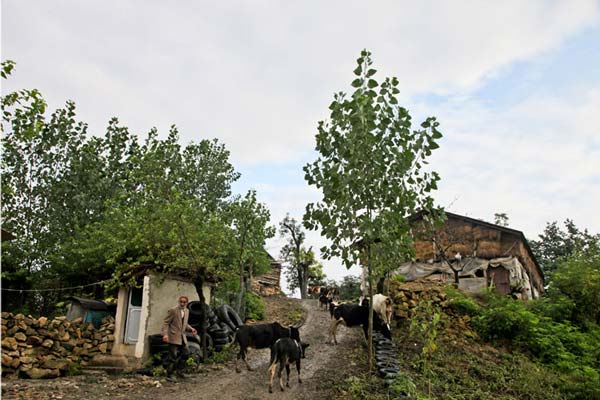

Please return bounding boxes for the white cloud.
[3,0,599,165]
[420,87,600,238]
[3,1,599,291]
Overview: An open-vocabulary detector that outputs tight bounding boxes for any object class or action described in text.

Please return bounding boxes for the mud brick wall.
[1,312,115,379]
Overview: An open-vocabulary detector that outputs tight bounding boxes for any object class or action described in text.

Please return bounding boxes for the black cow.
[318,293,332,310]
[268,338,309,393]
[234,322,300,373]
[328,303,391,344]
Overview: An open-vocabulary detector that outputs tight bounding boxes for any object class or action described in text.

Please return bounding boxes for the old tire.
[187,342,203,363]
[215,305,243,331]
[213,337,229,346]
[378,367,400,378]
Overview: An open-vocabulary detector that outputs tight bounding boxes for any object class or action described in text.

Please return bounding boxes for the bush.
[446,287,481,316]
[245,292,266,320]
[471,292,600,398]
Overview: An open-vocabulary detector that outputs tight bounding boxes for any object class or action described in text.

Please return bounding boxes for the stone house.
[110,273,212,367]
[394,212,544,299]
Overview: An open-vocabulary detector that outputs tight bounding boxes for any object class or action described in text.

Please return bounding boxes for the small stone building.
[111,273,212,366]
[395,212,544,299]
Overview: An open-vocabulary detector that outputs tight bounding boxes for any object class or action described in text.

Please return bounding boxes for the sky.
[2,1,600,295]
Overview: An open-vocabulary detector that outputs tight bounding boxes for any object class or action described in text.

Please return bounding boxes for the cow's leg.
[244,348,254,371]
[296,359,302,383]
[235,348,244,373]
[268,361,277,393]
[329,319,342,345]
[278,359,286,392]
[285,363,291,387]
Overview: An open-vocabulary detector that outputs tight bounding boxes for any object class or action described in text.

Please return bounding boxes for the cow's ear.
[302,343,310,349]
[385,297,392,305]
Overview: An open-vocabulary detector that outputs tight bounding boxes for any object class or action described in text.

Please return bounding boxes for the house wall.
[112,287,136,358]
[134,275,209,361]
[413,216,543,295]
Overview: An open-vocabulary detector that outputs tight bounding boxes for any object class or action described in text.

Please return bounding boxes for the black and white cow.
[234,322,301,373]
[328,303,391,344]
[267,337,309,393]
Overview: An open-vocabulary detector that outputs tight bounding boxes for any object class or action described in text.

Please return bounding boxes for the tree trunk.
[236,262,246,319]
[194,272,208,357]
[367,261,374,373]
[300,264,309,299]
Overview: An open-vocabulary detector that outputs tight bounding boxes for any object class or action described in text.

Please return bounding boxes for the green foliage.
[530,219,598,280]
[286,305,304,325]
[304,49,443,272]
[303,49,443,367]
[409,300,441,375]
[184,355,199,373]
[65,362,83,376]
[550,242,600,326]
[279,215,318,298]
[1,61,273,317]
[151,365,166,377]
[245,292,266,321]
[446,287,481,316]
[204,344,234,364]
[471,293,600,398]
[339,275,362,300]
[389,375,417,398]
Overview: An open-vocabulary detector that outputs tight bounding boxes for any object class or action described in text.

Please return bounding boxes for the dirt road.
[161,299,361,400]
[2,299,363,400]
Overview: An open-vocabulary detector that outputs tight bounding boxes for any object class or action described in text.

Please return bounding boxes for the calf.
[234,322,300,373]
[319,292,332,310]
[361,294,394,325]
[268,338,309,393]
[372,294,393,325]
[329,303,391,345]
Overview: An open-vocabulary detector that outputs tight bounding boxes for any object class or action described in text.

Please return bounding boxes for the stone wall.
[1,312,115,379]
[388,280,450,320]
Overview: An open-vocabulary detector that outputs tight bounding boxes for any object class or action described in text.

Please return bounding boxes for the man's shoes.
[166,375,177,382]
[176,371,190,379]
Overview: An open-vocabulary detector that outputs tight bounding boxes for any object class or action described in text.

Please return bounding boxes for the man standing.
[161,295,197,381]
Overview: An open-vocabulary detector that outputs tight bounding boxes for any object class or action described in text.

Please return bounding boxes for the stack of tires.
[372,332,413,398]
[373,332,401,381]
[187,302,243,353]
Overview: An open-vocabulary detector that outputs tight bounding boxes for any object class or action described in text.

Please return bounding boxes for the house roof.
[67,296,116,311]
[417,211,544,281]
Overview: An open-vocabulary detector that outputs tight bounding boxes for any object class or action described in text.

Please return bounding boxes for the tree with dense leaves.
[303,50,443,369]
[1,61,259,316]
[225,190,275,318]
[279,215,314,299]
[338,275,361,300]
[283,246,325,294]
[530,219,597,280]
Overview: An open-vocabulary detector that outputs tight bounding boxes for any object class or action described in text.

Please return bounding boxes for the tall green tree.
[226,190,275,318]
[530,219,597,280]
[1,61,245,314]
[303,50,443,369]
[279,215,313,299]
[283,247,325,293]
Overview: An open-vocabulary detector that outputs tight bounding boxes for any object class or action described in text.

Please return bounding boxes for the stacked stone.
[1,312,115,379]
[388,280,450,320]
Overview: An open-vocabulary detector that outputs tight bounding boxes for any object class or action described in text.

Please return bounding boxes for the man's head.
[178,296,189,308]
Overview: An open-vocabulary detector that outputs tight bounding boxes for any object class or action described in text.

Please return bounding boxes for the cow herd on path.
[232,286,394,393]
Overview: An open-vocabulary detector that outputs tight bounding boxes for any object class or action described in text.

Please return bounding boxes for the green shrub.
[446,287,481,316]
[245,292,266,320]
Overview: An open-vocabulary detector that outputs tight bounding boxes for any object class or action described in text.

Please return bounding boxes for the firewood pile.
[1,312,115,379]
